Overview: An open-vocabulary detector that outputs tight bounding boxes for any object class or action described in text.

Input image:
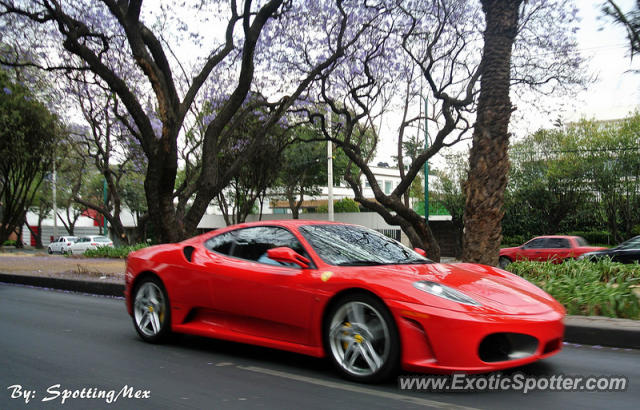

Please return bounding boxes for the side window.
[204,231,236,255]
[231,227,307,265]
[547,238,570,249]
[524,239,546,249]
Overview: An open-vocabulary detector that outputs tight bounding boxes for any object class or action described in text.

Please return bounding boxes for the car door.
[613,238,640,264]
[545,237,572,262]
[203,226,316,345]
[521,238,549,261]
[51,238,60,253]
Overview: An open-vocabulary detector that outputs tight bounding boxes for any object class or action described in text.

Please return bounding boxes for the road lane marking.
[237,365,478,410]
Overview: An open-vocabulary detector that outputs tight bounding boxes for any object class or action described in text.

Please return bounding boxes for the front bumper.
[386,300,564,373]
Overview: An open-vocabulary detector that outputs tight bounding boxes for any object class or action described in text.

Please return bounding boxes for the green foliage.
[82,243,149,259]
[507,259,640,319]
[502,234,527,247]
[503,115,640,242]
[316,198,360,213]
[334,198,360,212]
[0,70,60,244]
[564,231,613,246]
[2,240,17,247]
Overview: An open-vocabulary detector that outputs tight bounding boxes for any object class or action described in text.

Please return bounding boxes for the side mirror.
[267,247,311,268]
[413,248,427,257]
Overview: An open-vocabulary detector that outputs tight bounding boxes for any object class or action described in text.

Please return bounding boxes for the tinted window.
[205,227,307,266]
[524,238,547,249]
[232,227,306,262]
[547,238,570,249]
[299,224,430,266]
[575,237,589,246]
[205,231,236,255]
[618,236,640,250]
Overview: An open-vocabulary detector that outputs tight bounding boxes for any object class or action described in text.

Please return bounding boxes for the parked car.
[68,235,114,255]
[578,235,640,264]
[47,236,78,254]
[499,235,606,269]
[125,220,564,383]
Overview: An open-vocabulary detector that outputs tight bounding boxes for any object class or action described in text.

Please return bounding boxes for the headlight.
[413,281,481,306]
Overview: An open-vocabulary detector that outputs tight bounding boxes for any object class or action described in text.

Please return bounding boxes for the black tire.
[324,293,400,383]
[132,276,171,343]
[47,247,53,254]
[498,256,512,270]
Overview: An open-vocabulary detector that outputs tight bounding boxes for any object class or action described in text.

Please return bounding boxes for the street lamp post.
[52,157,57,239]
[424,96,429,220]
[327,106,334,222]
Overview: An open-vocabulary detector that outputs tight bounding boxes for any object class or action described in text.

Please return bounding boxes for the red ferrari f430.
[125,220,564,382]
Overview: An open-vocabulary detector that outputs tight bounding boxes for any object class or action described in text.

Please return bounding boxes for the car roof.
[531,235,578,240]
[190,219,359,241]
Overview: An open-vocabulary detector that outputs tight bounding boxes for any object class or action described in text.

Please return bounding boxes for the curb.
[1,273,638,350]
[0,273,124,297]
[564,316,640,350]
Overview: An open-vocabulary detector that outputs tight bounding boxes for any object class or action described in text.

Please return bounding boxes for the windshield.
[618,236,640,250]
[299,224,432,266]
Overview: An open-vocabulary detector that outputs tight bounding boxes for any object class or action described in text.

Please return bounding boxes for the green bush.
[2,240,17,247]
[502,234,526,247]
[82,243,149,259]
[334,198,360,213]
[565,230,612,245]
[315,198,361,213]
[506,259,640,319]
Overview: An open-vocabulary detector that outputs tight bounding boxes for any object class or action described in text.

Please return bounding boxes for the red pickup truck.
[499,236,606,269]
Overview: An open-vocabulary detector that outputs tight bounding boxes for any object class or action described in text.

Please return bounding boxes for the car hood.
[355,262,560,315]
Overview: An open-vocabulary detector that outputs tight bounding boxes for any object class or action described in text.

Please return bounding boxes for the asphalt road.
[0,284,638,410]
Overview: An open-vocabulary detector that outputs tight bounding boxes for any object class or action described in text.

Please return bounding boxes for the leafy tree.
[276,136,326,219]
[0,71,60,246]
[602,0,640,59]
[501,115,640,242]
[0,0,385,243]
[432,154,467,257]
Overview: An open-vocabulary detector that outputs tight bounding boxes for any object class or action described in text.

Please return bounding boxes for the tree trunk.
[462,0,522,266]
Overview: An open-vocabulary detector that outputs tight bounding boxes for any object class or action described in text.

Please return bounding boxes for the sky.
[526,0,640,129]
[377,0,640,166]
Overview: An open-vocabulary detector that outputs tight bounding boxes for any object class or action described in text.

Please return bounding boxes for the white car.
[68,235,114,255]
[47,236,78,254]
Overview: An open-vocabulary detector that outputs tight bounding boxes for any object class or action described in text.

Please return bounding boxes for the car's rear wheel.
[324,293,399,383]
[47,247,53,254]
[132,277,171,343]
[498,256,512,269]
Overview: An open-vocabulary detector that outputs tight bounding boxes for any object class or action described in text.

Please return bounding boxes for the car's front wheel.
[324,293,399,383]
[498,256,512,269]
[132,277,171,343]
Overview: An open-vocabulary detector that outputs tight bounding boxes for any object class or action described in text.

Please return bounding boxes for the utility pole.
[52,157,58,239]
[327,106,334,221]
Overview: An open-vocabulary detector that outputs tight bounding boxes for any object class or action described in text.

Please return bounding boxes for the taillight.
[91,242,98,246]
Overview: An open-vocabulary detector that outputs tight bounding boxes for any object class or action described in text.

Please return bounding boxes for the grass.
[506,259,640,319]
[82,243,149,259]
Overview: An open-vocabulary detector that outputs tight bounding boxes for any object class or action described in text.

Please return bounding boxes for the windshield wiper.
[336,260,384,266]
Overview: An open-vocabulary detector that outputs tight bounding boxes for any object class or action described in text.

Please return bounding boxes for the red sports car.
[499,235,606,269]
[125,220,564,382]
